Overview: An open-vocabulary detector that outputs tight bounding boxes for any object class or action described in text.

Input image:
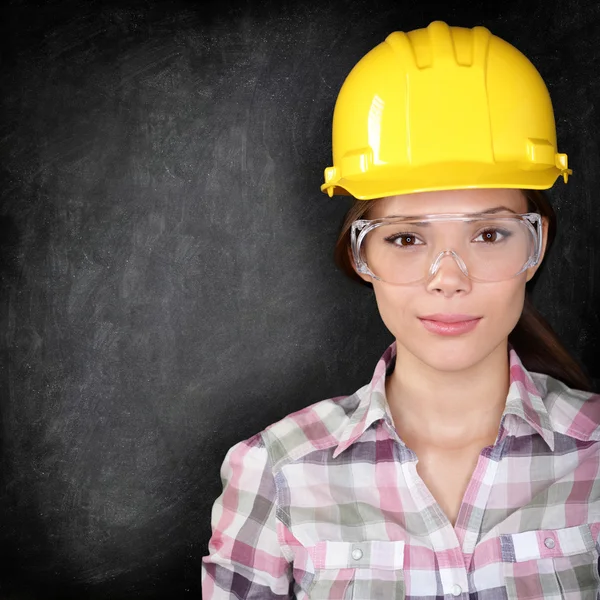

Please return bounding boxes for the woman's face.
[357,188,549,372]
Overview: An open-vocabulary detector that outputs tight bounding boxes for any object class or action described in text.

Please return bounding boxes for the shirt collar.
[503,345,555,450]
[333,341,555,459]
[333,343,396,458]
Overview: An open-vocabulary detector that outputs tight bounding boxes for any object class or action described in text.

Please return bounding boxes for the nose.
[425,250,472,296]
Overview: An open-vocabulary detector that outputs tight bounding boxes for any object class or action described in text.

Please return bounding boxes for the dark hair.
[334,189,592,391]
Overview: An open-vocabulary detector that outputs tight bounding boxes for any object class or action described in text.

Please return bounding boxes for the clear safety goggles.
[351,212,543,285]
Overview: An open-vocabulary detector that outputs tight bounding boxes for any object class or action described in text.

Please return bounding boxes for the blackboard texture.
[1,0,599,597]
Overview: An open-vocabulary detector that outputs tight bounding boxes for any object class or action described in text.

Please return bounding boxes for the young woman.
[202,21,600,599]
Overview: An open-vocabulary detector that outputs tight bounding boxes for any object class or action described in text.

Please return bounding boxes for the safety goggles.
[351,212,543,285]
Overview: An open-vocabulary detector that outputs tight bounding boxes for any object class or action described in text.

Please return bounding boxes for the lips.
[419,314,481,323]
[418,314,482,336]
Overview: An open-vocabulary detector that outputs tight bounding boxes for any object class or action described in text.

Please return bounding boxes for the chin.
[412,344,485,372]
[396,329,505,373]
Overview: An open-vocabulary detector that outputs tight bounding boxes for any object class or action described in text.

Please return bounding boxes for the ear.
[526,215,549,282]
[347,244,373,284]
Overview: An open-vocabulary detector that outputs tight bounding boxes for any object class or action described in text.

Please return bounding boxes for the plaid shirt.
[202,342,600,599]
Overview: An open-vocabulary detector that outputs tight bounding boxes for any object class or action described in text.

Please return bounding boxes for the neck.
[385,340,510,450]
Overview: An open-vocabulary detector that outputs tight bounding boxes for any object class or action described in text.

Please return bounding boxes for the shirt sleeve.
[201,433,293,599]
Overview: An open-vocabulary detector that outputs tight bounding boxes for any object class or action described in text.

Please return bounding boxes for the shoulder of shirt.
[237,386,368,471]
[530,371,600,442]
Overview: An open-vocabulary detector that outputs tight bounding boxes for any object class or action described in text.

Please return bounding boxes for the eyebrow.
[382,205,518,219]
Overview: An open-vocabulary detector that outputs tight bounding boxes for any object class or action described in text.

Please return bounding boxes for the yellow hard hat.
[321,21,572,199]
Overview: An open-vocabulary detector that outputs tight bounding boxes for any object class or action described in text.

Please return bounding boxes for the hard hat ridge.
[385,20,491,69]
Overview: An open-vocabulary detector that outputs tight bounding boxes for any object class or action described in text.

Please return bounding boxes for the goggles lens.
[353,214,541,285]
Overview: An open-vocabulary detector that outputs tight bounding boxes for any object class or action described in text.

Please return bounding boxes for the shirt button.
[544,537,555,549]
[451,584,462,596]
[351,548,363,560]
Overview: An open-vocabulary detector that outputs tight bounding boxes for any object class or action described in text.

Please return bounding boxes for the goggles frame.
[350,212,543,285]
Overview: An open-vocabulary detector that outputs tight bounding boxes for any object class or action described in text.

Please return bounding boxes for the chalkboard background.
[1,0,599,597]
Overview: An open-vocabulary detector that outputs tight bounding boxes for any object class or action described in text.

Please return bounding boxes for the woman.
[202,21,600,599]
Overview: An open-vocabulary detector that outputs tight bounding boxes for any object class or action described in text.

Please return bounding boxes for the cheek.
[370,283,416,334]
[489,276,527,335]
[483,279,527,330]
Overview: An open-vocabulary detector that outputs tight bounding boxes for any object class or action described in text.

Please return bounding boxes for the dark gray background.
[1,0,599,597]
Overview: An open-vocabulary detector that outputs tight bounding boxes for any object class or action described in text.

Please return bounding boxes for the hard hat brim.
[320,162,567,199]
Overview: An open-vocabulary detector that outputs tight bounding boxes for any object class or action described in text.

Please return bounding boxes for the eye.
[385,232,424,247]
[473,227,511,243]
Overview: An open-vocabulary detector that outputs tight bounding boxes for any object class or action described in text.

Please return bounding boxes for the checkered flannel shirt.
[202,342,600,599]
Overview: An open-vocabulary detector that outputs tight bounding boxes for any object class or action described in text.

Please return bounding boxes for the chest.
[280,437,600,600]
[413,446,483,526]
